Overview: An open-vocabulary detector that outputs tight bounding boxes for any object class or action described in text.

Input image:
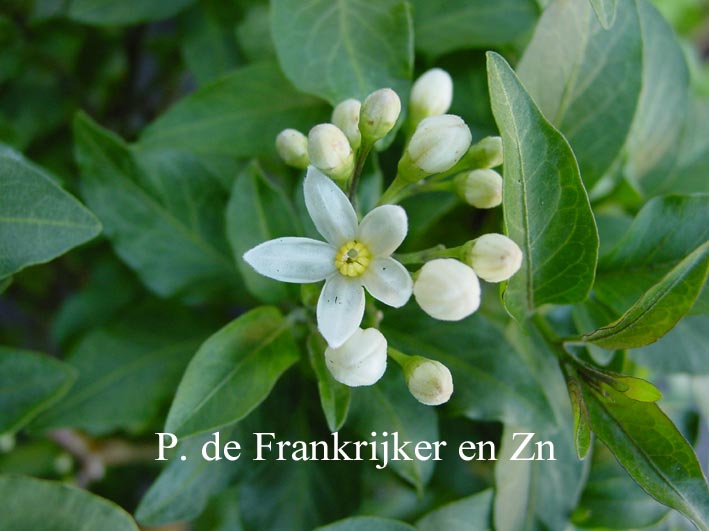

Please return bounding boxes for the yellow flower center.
[335,241,371,277]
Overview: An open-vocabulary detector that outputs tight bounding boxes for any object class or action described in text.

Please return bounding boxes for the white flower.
[325,327,387,386]
[413,259,480,321]
[465,233,523,283]
[405,357,454,406]
[244,166,413,347]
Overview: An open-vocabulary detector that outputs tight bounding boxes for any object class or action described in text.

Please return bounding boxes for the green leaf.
[567,376,591,459]
[410,0,538,57]
[0,149,101,278]
[0,475,139,531]
[589,0,619,28]
[517,0,642,188]
[348,368,438,492]
[226,162,300,303]
[582,241,709,349]
[633,315,709,374]
[573,442,669,529]
[623,0,689,197]
[582,380,709,530]
[486,51,599,321]
[74,112,240,301]
[30,301,212,435]
[595,194,709,316]
[193,486,244,531]
[139,62,327,158]
[67,0,195,25]
[315,518,416,531]
[382,307,555,429]
[307,333,350,432]
[165,306,299,438]
[271,0,413,104]
[416,490,493,531]
[0,348,76,435]
[666,97,709,195]
[236,4,276,63]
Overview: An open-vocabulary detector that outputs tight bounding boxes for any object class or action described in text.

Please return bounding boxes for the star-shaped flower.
[243,166,413,347]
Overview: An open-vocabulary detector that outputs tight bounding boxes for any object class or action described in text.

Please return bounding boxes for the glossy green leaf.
[410,0,538,57]
[0,149,101,278]
[316,518,415,531]
[0,348,76,435]
[348,368,438,492]
[623,0,689,197]
[307,333,350,432]
[74,112,240,301]
[67,0,195,25]
[582,241,709,349]
[518,0,642,188]
[226,162,300,303]
[30,302,212,435]
[595,194,709,316]
[0,475,139,531]
[416,490,493,531]
[589,0,619,28]
[165,307,299,438]
[582,381,709,530]
[271,0,413,104]
[139,63,327,157]
[487,52,599,321]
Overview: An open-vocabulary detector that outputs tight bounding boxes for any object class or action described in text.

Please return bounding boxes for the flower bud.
[398,115,472,182]
[359,88,401,142]
[332,98,362,150]
[465,233,523,283]
[464,136,503,169]
[275,129,309,169]
[325,327,387,387]
[308,123,355,181]
[455,169,503,209]
[409,68,453,124]
[404,356,454,406]
[413,259,480,321]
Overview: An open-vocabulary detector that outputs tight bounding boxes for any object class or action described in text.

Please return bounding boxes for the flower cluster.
[246,68,522,406]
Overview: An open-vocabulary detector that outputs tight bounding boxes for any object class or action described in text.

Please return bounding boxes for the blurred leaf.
[410,0,538,57]
[518,0,642,188]
[416,489,493,531]
[165,306,299,438]
[633,315,709,374]
[236,3,276,62]
[30,301,212,435]
[307,333,350,432]
[315,518,416,531]
[589,0,619,28]
[271,0,413,104]
[139,62,327,157]
[0,475,139,530]
[226,162,300,303]
[348,368,438,492]
[193,486,244,531]
[74,113,240,301]
[623,0,689,197]
[0,149,101,279]
[0,348,76,435]
[67,0,196,25]
[582,380,709,530]
[665,96,709,195]
[487,52,599,321]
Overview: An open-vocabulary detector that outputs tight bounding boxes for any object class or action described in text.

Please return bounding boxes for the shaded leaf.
[67,0,195,25]
[316,517,416,531]
[589,0,619,28]
[416,489,493,531]
[307,333,350,432]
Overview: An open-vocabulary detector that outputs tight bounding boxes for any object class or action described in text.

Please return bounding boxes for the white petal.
[243,237,336,283]
[304,166,357,246]
[357,205,408,256]
[362,257,413,308]
[317,274,365,348]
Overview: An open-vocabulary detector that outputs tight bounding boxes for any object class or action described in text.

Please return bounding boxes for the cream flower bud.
[308,123,355,181]
[325,327,387,387]
[332,99,362,150]
[398,115,472,182]
[413,259,480,321]
[465,233,523,283]
[465,136,503,169]
[404,356,454,406]
[359,88,401,142]
[275,129,309,169]
[409,68,453,124]
[455,169,503,209]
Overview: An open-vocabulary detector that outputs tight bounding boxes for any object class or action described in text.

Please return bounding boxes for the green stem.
[378,174,412,205]
[348,141,373,201]
[387,347,410,367]
[531,313,578,366]
[395,244,464,265]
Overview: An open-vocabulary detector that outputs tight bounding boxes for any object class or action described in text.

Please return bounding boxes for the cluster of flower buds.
[260,68,523,408]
